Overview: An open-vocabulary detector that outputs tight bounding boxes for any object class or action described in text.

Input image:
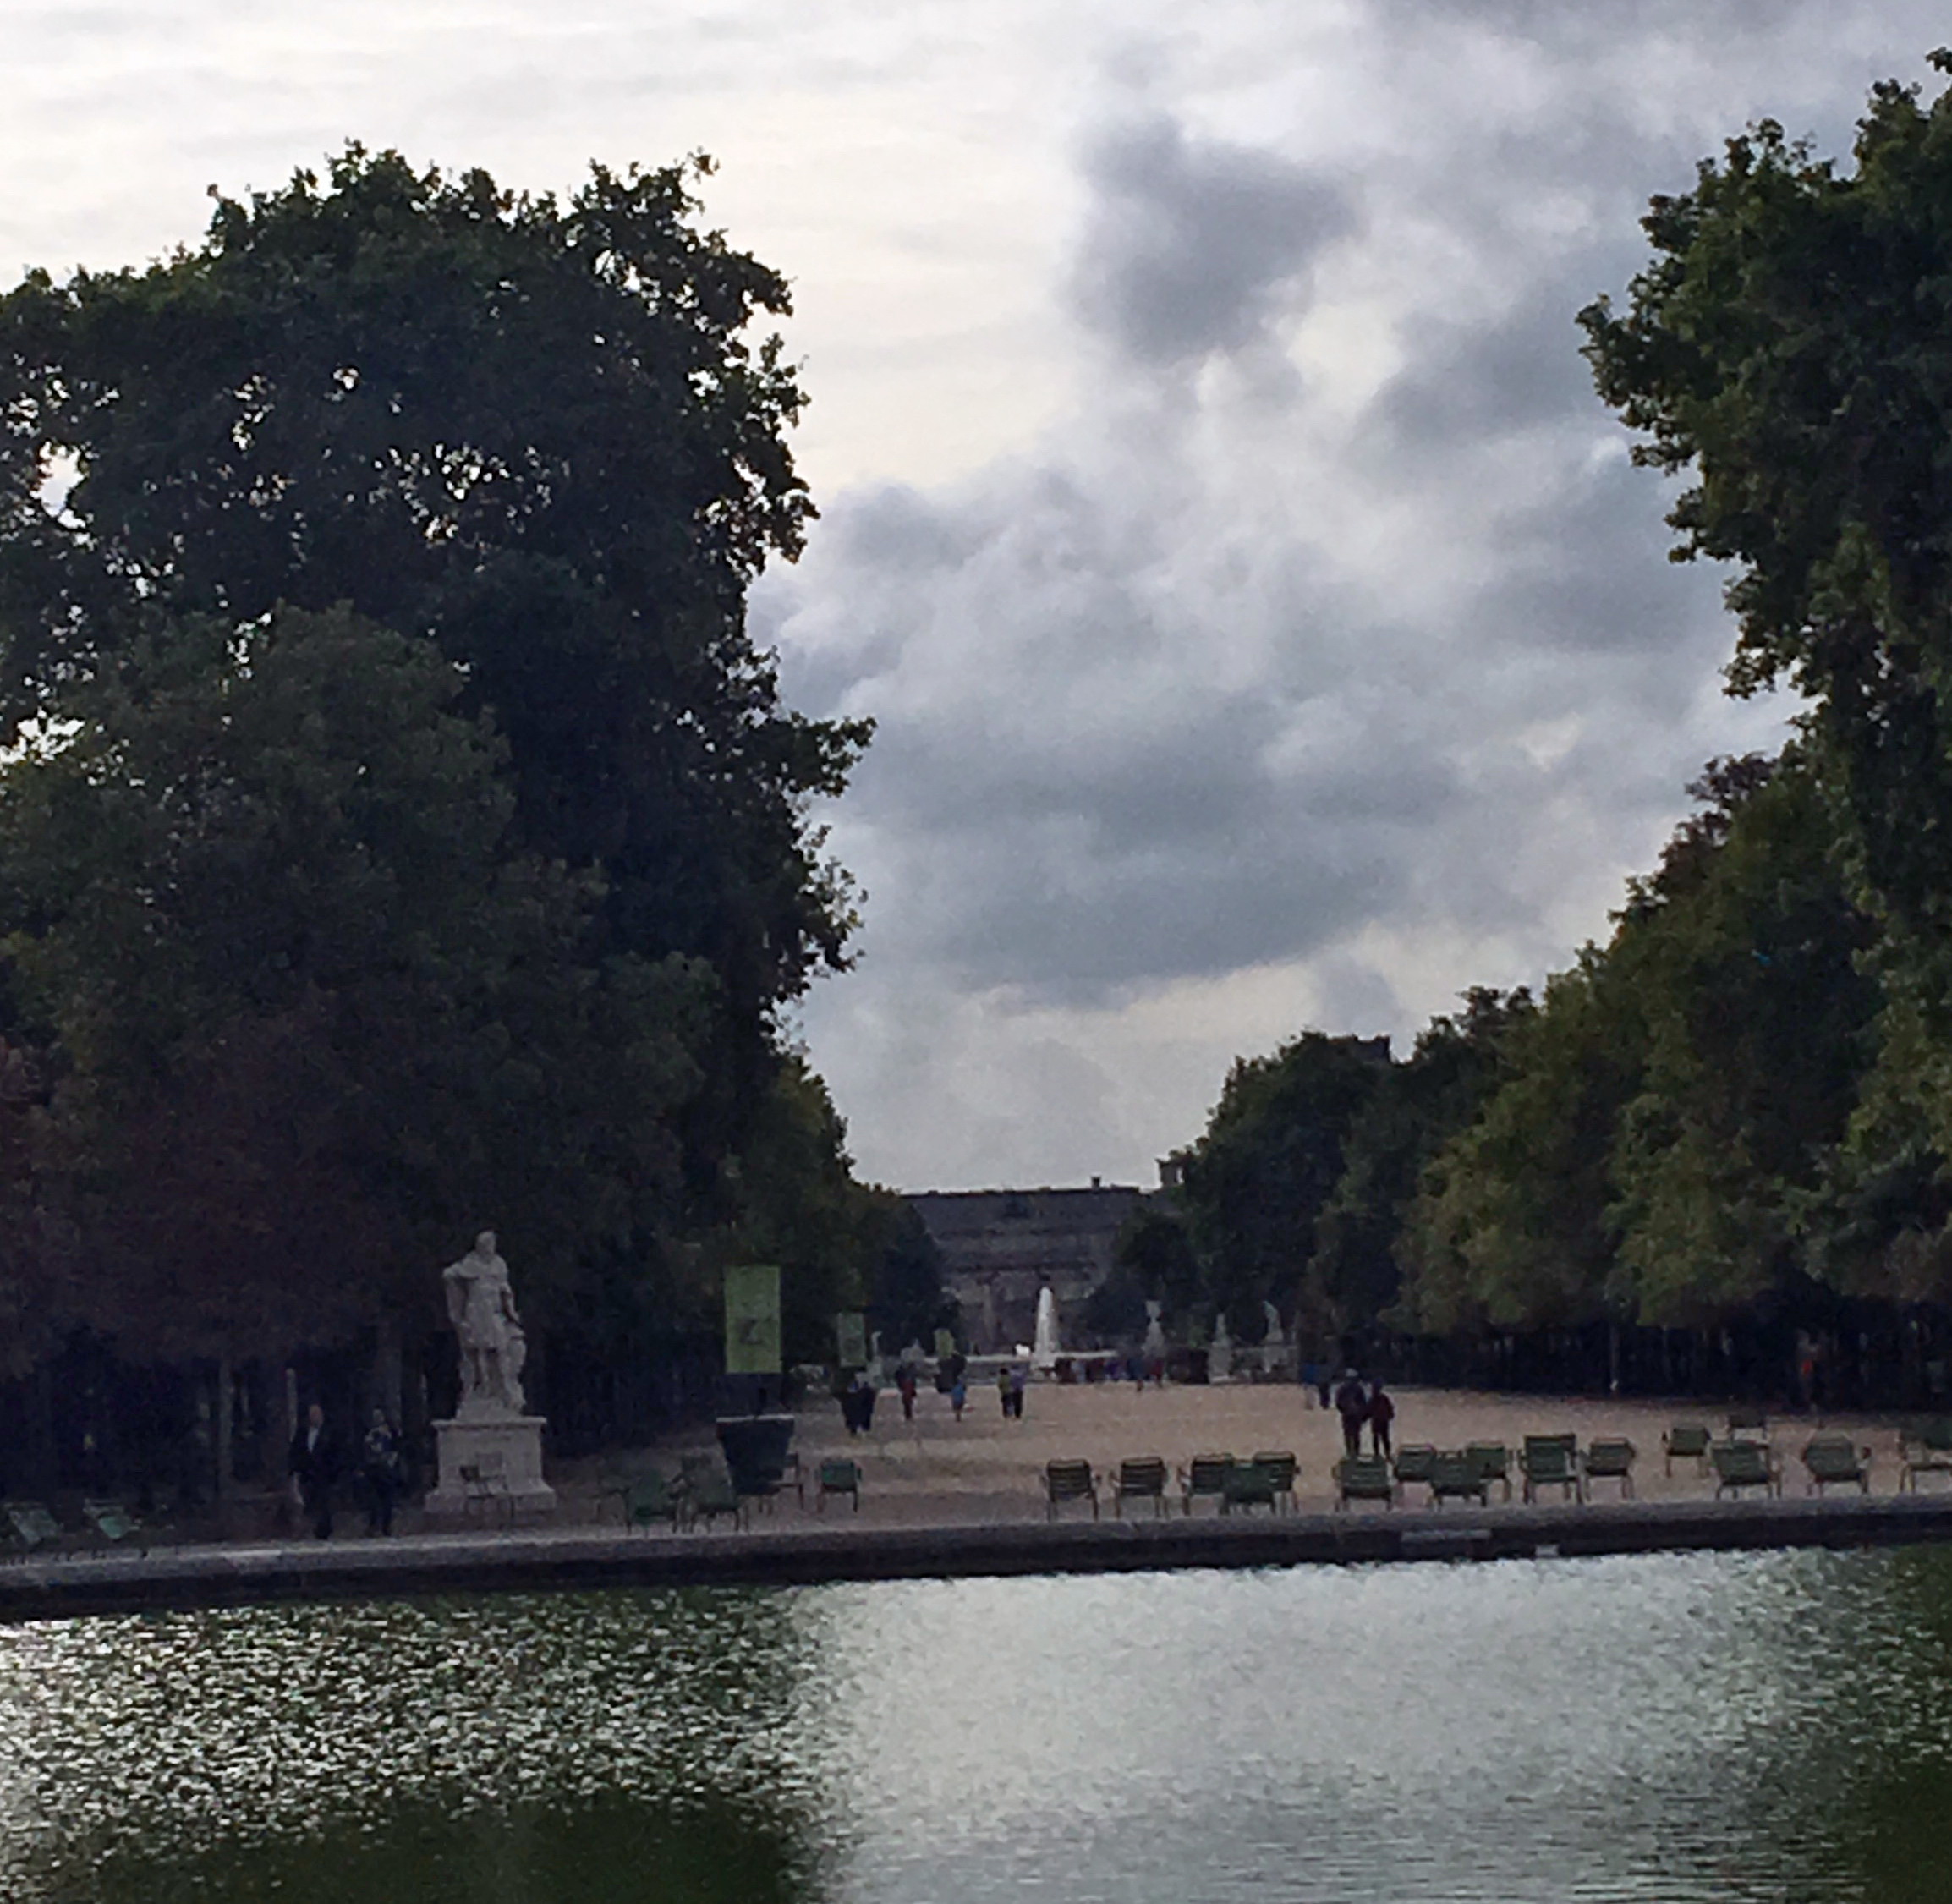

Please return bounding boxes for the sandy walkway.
[562,1381,1923,1527]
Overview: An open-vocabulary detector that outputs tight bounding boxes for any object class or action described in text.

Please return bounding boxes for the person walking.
[997,1364,1014,1419]
[1333,1371,1368,1460]
[896,1369,918,1422]
[288,1402,338,1540]
[1008,1364,1028,1421]
[361,1408,403,1536]
[1367,1380,1395,1461]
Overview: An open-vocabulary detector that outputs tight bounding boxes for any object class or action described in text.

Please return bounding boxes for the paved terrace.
[6,1382,1950,1621]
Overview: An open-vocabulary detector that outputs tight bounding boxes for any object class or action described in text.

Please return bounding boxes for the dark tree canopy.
[0,147,870,1173]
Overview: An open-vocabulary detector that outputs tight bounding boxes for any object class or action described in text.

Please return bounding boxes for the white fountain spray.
[1032,1285,1061,1372]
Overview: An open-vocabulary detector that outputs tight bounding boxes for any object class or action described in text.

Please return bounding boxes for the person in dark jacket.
[1333,1372,1368,1459]
[288,1402,339,1539]
[361,1409,403,1536]
[1368,1381,1396,1460]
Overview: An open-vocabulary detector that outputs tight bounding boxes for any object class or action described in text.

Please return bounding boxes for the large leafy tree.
[0,606,709,1365]
[0,147,869,1197]
[1176,1031,1392,1336]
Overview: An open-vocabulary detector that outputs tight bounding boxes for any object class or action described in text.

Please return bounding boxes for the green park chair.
[1465,1443,1512,1501]
[1045,1460,1098,1521]
[1522,1435,1583,1505]
[1801,1434,1871,1496]
[3,1501,62,1557]
[1179,1454,1235,1517]
[1222,1459,1280,1517]
[1663,1424,1712,1476]
[1582,1439,1637,1499]
[1336,1455,1396,1511]
[687,1467,746,1531]
[817,1458,863,1512]
[1711,1440,1779,1499]
[1249,1451,1298,1514]
[1392,1444,1439,1495]
[82,1500,142,1548]
[623,1472,683,1534]
[1903,1419,1952,1493]
[1726,1406,1769,1442]
[1428,1450,1489,1507]
[1113,1457,1170,1518]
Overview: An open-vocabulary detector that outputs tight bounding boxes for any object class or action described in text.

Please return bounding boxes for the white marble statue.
[443,1230,528,1416]
[1143,1299,1168,1362]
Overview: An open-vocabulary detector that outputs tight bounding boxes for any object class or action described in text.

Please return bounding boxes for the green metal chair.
[1336,1455,1396,1511]
[1428,1450,1489,1507]
[1465,1443,1512,1501]
[1522,1435,1582,1505]
[1582,1439,1637,1499]
[623,1473,683,1533]
[1711,1439,1779,1499]
[1662,1424,1712,1476]
[817,1458,863,1512]
[1903,1418,1952,1493]
[1801,1434,1871,1496]
[1045,1460,1098,1521]
[1113,1457,1170,1518]
[1249,1451,1298,1514]
[1179,1454,1235,1517]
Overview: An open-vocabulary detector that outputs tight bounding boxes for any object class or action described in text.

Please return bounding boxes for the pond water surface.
[3,1546,1951,1901]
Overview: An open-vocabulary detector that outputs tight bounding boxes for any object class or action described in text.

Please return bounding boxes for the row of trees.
[1126,60,1952,1403]
[0,147,942,1490]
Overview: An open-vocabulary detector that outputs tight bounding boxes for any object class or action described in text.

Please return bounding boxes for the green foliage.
[0,145,871,1182]
[1176,1032,1391,1333]
[1110,1203,1202,1330]
[863,1196,957,1356]
[1313,988,1530,1334]
[0,606,711,1361]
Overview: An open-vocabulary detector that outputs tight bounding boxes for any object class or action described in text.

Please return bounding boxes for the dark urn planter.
[716,1413,796,1495]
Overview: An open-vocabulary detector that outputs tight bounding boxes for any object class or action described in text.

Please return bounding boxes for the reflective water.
[4,1548,1952,1901]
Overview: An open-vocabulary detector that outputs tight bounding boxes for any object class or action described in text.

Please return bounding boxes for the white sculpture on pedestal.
[425,1227,557,1521]
[443,1230,527,1417]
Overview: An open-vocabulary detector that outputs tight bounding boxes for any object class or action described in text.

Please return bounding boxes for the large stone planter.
[716,1413,795,1495]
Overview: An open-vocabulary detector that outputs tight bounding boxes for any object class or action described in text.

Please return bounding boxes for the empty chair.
[1801,1434,1871,1496]
[1180,1454,1235,1517]
[624,1472,683,1533]
[1336,1455,1396,1511]
[1725,1406,1769,1442]
[1113,1457,1170,1518]
[1045,1459,1098,1521]
[1522,1435,1582,1505]
[1392,1444,1439,1495]
[1222,1459,1280,1517]
[1710,1440,1779,1499]
[1249,1451,1298,1514]
[817,1458,863,1512]
[688,1466,747,1530]
[1465,1443,1512,1501]
[1662,1424,1713,1477]
[1428,1450,1489,1507]
[1902,1419,1952,1493]
[3,1501,63,1556]
[1583,1439,1637,1500]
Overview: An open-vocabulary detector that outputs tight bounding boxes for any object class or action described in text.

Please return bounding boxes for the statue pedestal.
[423,1413,557,1522]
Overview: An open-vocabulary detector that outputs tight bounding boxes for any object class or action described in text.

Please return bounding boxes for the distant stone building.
[906,1182,1147,1354]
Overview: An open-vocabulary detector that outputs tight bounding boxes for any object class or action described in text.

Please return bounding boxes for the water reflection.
[3,1550,1951,1901]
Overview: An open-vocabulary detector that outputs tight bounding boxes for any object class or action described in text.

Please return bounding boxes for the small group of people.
[286,1403,405,1540]
[1331,1370,1395,1460]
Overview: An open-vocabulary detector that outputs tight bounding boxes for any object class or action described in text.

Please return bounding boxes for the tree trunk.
[373,1315,403,1428]
[216,1353,236,1503]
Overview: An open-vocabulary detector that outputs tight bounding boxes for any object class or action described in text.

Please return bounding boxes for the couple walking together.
[1334,1373,1394,1460]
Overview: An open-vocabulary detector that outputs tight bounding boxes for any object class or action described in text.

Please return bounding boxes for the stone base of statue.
[422,1413,557,1523]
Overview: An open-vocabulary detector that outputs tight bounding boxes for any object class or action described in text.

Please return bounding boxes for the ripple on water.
[1,1547,1949,1901]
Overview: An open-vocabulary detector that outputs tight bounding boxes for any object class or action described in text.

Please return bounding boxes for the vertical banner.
[836,1310,868,1369]
[934,1327,957,1362]
[724,1264,782,1375]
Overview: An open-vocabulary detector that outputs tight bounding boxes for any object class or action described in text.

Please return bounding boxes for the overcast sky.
[4,2,1945,1191]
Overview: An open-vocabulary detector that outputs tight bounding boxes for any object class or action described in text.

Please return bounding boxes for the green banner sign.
[724,1264,782,1375]
[934,1327,957,1362]
[836,1310,868,1369]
